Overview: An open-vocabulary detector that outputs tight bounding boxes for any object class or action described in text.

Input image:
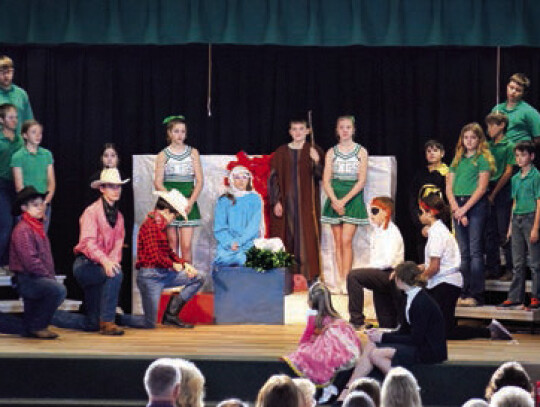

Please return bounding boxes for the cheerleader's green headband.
[163,115,185,125]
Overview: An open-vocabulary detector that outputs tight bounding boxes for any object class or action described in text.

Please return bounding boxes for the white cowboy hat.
[153,189,188,220]
[90,168,130,189]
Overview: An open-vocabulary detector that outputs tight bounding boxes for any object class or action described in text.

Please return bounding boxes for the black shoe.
[162,313,194,328]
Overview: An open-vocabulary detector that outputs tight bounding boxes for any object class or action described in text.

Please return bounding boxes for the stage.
[0,294,539,406]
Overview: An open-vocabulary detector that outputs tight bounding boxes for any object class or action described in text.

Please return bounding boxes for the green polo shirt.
[0,84,33,134]
[449,154,491,196]
[488,138,515,181]
[512,166,540,215]
[492,100,540,144]
[0,131,23,181]
[10,146,53,193]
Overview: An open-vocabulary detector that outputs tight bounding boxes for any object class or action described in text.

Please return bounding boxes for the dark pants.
[428,283,490,340]
[454,196,488,303]
[16,274,66,333]
[484,182,512,274]
[347,267,403,328]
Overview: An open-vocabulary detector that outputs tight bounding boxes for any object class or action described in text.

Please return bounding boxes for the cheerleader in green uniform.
[154,116,204,263]
[322,116,369,293]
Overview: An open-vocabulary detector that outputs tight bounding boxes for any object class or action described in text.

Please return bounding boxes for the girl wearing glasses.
[213,166,262,266]
[322,116,369,294]
[154,115,203,263]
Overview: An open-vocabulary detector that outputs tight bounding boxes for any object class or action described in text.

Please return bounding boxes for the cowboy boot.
[162,294,194,328]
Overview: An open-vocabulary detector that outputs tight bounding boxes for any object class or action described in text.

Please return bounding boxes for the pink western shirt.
[73,199,125,265]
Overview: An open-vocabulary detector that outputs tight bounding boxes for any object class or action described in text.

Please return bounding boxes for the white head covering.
[228,166,254,198]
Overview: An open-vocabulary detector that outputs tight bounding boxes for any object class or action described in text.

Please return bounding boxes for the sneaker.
[497,299,522,309]
[528,298,540,310]
[460,297,478,307]
[488,319,513,340]
[499,271,513,282]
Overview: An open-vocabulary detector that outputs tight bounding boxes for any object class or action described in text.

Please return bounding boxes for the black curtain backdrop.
[2,44,540,309]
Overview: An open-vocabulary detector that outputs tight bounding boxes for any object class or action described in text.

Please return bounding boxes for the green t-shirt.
[492,101,540,144]
[10,146,53,193]
[488,138,515,181]
[0,131,23,181]
[512,166,540,215]
[449,154,491,196]
[0,84,34,135]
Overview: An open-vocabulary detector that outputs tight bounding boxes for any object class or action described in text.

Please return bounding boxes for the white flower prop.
[254,237,285,252]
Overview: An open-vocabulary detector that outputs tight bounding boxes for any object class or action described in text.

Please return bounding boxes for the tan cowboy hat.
[90,168,130,189]
[153,189,188,220]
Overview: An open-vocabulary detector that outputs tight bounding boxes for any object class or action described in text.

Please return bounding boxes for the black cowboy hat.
[12,186,47,216]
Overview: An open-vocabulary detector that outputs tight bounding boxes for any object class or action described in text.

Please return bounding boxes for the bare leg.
[331,224,344,289]
[341,224,358,282]
[179,226,194,263]
[167,226,179,255]
[370,347,396,375]
[339,341,376,401]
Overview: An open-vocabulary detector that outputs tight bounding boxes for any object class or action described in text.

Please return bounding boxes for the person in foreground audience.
[380,367,422,407]
[342,390,375,407]
[489,386,534,407]
[175,358,205,407]
[144,358,182,407]
[292,377,316,407]
[9,186,65,339]
[485,361,533,402]
[462,398,488,407]
[347,377,381,407]
[256,374,299,407]
[216,399,249,407]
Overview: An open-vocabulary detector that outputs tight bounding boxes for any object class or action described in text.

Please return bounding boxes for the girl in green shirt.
[446,122,495,307]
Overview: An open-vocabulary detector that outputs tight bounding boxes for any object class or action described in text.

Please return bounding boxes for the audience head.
[256,374,299,407]
[348,377,381,407]
[292,378,316,407]
[485,361,533,401]
[100,142,120,169]
[143,358,181,402]
[343,390,375,407]
[163,115,187,144]
[175,359,205,407]
[489,386,534,407]
[308,282,341,329]
[369,196,394,229]
[462,398,489,407]
[216,399,249,407]
[394,261,426,290]
[381,367,422,407]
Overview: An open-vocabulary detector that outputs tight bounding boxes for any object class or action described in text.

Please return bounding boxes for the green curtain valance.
[1,0,540,47]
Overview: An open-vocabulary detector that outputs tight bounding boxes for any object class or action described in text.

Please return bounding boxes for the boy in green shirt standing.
[499,141,540,309]
[484,112,515,280]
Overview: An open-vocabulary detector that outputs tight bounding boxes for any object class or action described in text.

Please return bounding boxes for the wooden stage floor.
[0,293,538,364]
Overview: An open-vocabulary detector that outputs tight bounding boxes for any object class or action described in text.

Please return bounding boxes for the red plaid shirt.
[135,211,185,269]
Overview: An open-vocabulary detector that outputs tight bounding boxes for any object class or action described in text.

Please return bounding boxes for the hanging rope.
[207,43,212,117]
[496,46,501,108]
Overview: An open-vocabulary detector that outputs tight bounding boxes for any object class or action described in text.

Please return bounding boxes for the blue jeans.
[15,273,66,333]
[484,182,512,272]
[0,179,15,266]
[509,213,540,302]
[120,268,205,329]
[53,256,123,331]
[454,196,488,302]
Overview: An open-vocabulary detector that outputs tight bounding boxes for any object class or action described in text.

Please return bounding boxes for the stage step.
[485,279,531,293]
[455,305,540,322]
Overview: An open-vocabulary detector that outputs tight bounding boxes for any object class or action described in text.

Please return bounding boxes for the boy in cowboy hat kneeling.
[121,189,205,329]
[9,186,65,339]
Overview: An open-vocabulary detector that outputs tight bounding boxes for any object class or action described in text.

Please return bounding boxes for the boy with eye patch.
[346,197,404,329]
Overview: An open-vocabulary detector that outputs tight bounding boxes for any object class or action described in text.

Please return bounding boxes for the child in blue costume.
[214,166,263,266]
